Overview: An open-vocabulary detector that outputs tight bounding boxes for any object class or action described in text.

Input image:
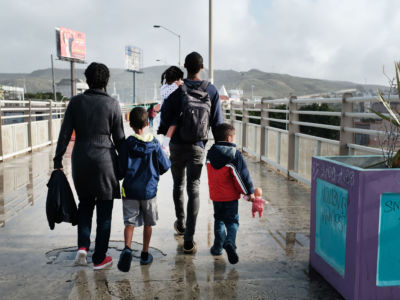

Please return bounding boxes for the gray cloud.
[0,0,399,85]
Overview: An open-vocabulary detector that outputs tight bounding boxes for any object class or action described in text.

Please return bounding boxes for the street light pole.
[209,0,213,84]
[153,25,181,67]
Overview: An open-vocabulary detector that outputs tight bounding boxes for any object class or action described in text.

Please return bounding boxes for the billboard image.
[56,27,86,61]
[125,46,142,71]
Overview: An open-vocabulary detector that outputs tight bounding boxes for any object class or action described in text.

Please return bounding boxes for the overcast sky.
[1,0,400,85]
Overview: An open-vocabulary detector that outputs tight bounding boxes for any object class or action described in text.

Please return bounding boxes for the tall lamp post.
[153,25,181,68]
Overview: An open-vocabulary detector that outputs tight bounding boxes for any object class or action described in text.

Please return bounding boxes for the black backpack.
[179,81,211,143]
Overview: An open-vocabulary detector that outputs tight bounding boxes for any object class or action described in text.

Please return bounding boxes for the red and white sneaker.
[93,256,113,270]
[74,247,88,266]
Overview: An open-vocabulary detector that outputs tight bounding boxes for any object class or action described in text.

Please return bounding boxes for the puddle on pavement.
[45,241,166,266]
[266,231,310,257]
[0,145,58,228]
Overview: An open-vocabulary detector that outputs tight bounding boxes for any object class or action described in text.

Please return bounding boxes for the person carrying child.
[156,66,184,154]
[206,123,254,264]
[117,107,171,272]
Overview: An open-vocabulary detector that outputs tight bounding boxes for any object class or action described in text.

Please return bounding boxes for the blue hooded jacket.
[118,133,171,200]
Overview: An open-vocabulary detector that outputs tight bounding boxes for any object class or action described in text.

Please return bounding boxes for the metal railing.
[221,93,395,185]
[0,99,67,160]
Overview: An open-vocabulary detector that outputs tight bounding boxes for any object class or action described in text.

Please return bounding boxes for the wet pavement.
[0,127,343,299]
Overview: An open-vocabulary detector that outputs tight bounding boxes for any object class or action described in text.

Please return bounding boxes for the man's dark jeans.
[170,143,205,242]
[212,200,239,251]
[77,198,114,265]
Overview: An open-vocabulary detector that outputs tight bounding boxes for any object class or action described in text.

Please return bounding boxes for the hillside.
[0,66,386,102]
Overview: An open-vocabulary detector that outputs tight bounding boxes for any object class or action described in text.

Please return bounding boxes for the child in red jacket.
[206,123,254,264]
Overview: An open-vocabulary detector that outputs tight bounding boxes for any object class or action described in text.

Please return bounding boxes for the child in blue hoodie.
[117,107,171,272]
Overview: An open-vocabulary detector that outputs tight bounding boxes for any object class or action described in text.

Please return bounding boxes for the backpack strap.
[199,80,210,92]
[181,83,188,93]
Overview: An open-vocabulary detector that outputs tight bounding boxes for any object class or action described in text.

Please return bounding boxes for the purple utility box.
[310,156,400,300]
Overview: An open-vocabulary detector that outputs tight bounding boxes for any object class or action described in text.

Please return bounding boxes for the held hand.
[56,168,64,172]
[249,194,255,202]
[175,79,184,86]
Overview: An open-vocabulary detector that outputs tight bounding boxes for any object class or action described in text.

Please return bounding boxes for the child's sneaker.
[74,247,88,266]
[140,251,153,265]
[224,244,239,264]
[117,247,133,272]
[93,256,113,270]
[210,245,222,256]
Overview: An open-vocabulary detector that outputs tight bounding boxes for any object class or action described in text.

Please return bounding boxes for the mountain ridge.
[0,66,386,102]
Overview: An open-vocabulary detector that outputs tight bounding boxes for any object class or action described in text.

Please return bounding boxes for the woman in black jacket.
[53,62,125,269]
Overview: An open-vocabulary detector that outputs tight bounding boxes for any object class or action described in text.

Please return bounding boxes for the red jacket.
[206,142,254,202]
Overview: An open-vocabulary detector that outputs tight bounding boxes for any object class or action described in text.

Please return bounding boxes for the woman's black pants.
[77,198,114,265]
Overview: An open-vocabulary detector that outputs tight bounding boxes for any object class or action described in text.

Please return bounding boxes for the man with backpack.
[158,52,223,254]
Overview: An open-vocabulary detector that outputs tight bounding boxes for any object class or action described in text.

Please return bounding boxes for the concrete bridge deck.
[0,129,342,299]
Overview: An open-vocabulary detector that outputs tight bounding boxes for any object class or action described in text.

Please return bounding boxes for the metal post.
[339,92,354,155]
[51,54,57,101]
[28,98,32,150]
[241,99,248,151]
[260,99,267,158]
[230,102,235,126]
[70,61,76,97]
[209,0,213,84]
[133,71,136,104]
[48,100,53,144]
[287,96,299,176]
[178,35,181,68]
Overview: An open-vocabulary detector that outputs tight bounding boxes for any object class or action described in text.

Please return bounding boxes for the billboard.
[56,27,86,62]
[125,46,142,71]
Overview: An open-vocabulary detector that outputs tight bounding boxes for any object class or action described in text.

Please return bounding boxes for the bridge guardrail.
[0,99,67,161]
[222,94,394,185]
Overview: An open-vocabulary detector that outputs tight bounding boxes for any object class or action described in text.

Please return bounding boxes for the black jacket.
[53,89,125,200]
[46,170,78,230]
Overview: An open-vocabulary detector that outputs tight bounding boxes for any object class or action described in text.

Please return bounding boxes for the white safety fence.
[221,94,395,186]
[0,100,67,161]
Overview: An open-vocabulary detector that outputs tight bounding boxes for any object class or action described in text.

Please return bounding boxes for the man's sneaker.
[210,245,222,256]
[140,252,153,265]
[183,241,197,254]
[117,247,133,272]
[74,247,88,266]
[174,221,185,235]
[224,244,239,264]
[93,256,113,270]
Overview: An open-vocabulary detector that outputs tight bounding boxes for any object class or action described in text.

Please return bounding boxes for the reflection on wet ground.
[0,146,54,227]
[0,141,343,299]
[45,241,166,266]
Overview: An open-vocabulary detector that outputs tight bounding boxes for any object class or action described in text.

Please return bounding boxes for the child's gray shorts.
[122,197,158,227]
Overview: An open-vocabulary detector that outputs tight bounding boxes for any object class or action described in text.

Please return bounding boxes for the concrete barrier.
[0,100,67,161]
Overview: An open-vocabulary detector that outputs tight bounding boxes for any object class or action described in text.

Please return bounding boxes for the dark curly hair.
[129,107,148,130]
[214,123,235,142]
[84,62,110,90]
[161,66,184,85]
[184,52,203,74]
